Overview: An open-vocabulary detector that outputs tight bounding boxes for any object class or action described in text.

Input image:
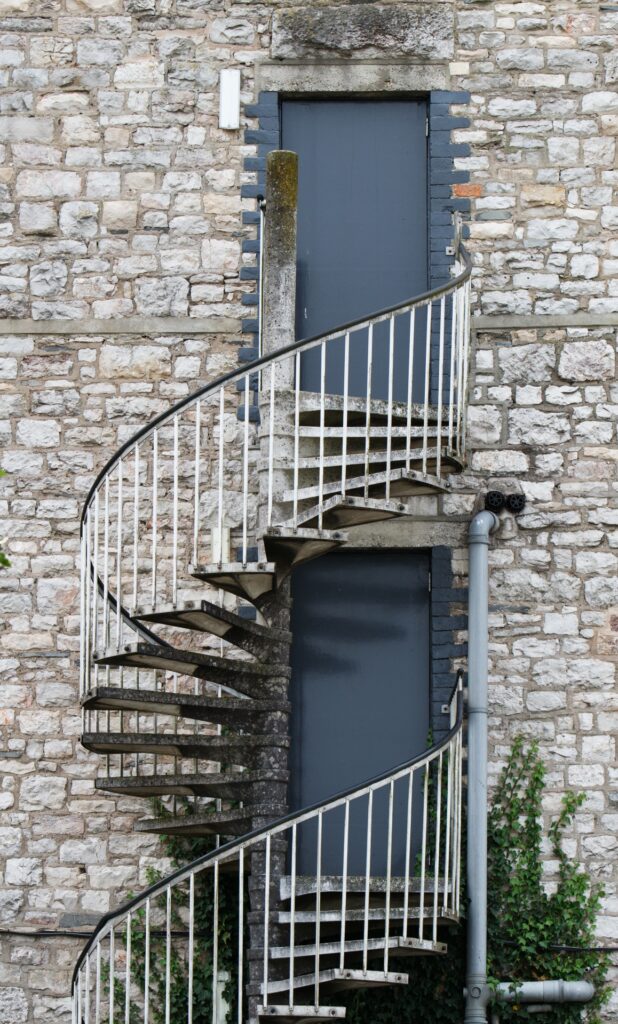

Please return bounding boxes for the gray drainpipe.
[465,510,500,1024]
[464,511,596,1022]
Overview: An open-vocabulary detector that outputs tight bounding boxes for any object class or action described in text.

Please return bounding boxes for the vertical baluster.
[432,753,443,943]
[402,768,414,940]
[125,912,131,1024]
[289,824,297,1008]
[213,861,220,1024]
[362,790,373,973]
[85,952,90,1024]
[443,740,454,914]
[405,309,415,473]
[385,317,395,500]
[93,492,99,668]
[242,376,250,567]
[418,762,429,941]
[85,508,92,698]
[172,415,179,605]
[455,730,463,916]
[383,780,394,973]
[461,280,471,457]
[447,291,457,452]
[422,302,433,477]
[132,447,139,612]
[77,968,82,1024]
[193,402,201,567]
[151,430,158,609]
[218,389,225,568]
[103,477,110,654]
[341,332,350,498]
[267,362,276,528]
[263,835,271,1008]
[436,295,446,481]
[339,801,349,972]
[109,928,115,1024]
[318,343,326,530]
[72,980,77,1024]
[165,886,172,1024]
[79,528,86,699]
[95,942,101,1024]
[116,461,123,651]
[293,352,301,528]
[314,811,323,1008]
[363,325,373,500]
[456,287,465,456]
[237,851,244,1024]
[187,877,194,1024]
[144,898,150,1024]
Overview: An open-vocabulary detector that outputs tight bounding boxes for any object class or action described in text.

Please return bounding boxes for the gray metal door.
[281,98,428,401]
[289,550,430,875]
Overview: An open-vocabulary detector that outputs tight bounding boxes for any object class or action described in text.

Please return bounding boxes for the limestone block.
[202,237,240,274]
[467,404,503,445]
[59,201,99,239]
[0,116,53,143]
[272,4,453,60]
[5,858,42,887]
[114,60,164,90]
[481,290,533,315]
[76,38,123,66]
[526,218,578,241]
[99,344,170,380]
[558,340,615,382]
[59,837,106,865]
[19,203,57,236]
[61,114,100,146]
[0,988,27,1024]
[30,261,67,298]
[102,200,138,231]
[585,576,618,608]
[16,170,80,199]
[15,418,60,448]
[20,776,67,811]
[37,578,79,615]
[508,409,571,446]
[499,343,555,383]
[134,276,189,316]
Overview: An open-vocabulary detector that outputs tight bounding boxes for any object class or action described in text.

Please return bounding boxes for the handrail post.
[465,511,499,1024]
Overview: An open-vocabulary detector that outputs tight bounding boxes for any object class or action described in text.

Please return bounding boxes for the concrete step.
[190,562,277,602]
[275,907,458,930]
[95,769,286,800]
[291,448,462,472]
[134,804,270,837]
[82,685,288,726]
[280,876,447,903]
[268,936,447,960]
[93,643,288,699]
[258,1005,345,1022]
[283,391,437,426]
[263,527,347,571]
[284,468,445,504]
[263,968,408,996]
[297,425,439,439]
[135,598,289,652]
[286,496,409,531]
[81,731,287,762]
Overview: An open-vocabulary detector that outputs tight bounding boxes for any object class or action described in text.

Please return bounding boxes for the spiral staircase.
[72,243,471,1024]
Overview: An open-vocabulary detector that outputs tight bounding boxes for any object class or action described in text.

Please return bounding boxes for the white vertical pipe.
[341,332,350,498]
[422,302,432,477]
[406,309,415,473]
[193,402,201,567]
[172,415,179,605]
[386,317,395,500]
[436,295,446,480]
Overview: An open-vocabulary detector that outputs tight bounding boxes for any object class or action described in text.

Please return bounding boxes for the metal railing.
[79,245,472,719]
[72,680,464,1023]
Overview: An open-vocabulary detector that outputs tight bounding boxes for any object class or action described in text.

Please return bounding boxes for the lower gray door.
[289,550,430,875]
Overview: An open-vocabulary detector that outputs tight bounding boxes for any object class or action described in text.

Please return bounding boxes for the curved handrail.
[73,673,464,988]
[80,244,472,529]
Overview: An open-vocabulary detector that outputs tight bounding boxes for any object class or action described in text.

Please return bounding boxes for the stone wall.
[0,0,618,1020]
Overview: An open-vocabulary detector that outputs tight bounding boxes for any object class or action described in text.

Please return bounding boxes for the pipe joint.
[469,510,500,545]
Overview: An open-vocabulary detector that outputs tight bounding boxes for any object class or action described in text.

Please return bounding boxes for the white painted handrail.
[72,681,464,1023]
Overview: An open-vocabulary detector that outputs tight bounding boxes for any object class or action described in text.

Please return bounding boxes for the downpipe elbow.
[469,510,500,545]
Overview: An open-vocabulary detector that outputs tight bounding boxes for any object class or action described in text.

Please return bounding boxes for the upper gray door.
[281,98,428,401]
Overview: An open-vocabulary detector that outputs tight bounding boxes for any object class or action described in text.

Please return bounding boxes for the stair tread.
[287,495,408,530]
[263,527,348,570]
[276,907,457,925]
[81,731,286,759]
[135,598,289,644]
[82,685,288,723]
[134,805,270,836]
[285,390,438,425]
[293,448,461,471]
[264,968,408,995]
[284,468,445,503]
[190,562,277,602]
[269,936,447,959]
[258,1005,345,1021]
[280,876,448,899]
[95,642,279,679]
[95,769,286,799]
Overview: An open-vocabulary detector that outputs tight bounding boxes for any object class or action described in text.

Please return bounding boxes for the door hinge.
[425,117,429,138]
[428,569,432,593]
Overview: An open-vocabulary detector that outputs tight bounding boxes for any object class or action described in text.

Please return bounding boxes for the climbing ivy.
[487,737,610,1024]
[344,737,610,1024]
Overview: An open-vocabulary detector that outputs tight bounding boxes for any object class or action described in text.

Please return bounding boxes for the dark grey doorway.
[289,550,430,875]
[281,98,428,401]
